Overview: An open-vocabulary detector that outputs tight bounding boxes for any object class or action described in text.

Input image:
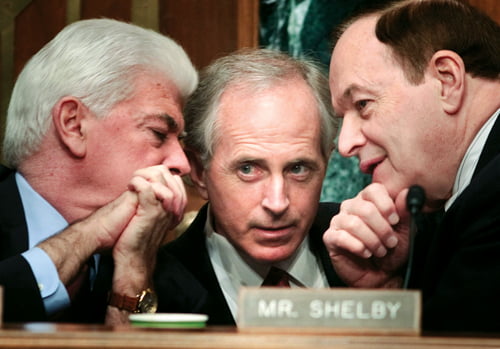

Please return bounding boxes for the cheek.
[207,177,254,221]
[210,187,257,231]
[290,178,324,203]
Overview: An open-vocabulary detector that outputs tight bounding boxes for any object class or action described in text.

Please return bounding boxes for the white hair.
[3,18,198,168]
[184,49,338,167]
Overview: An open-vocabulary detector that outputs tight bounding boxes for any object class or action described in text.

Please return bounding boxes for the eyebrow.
[343,84,361,99]
[162,114,187,139]
[289,158,321,171]
[332,85,359,117]
[161,114,180,133]
[232,157,320,170]
[143,113,181,134]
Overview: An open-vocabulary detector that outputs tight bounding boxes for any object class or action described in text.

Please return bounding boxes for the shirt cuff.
[22,247,70,315]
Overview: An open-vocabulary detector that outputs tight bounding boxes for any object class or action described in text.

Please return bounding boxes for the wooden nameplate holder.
[238,287,421,335]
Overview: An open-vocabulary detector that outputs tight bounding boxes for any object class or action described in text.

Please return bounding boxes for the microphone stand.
[402,185,426,289]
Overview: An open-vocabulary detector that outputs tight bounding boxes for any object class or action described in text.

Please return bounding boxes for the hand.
[39,191,139,284]
[106,165,187,325]
[112,165,187,291]
[323,183,410,288]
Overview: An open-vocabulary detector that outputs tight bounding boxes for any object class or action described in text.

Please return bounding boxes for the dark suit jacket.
[410,115,500,332]
[0,166,112,323]
[154,202,344,325]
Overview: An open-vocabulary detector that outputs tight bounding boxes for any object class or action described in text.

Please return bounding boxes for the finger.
[169,175,187,219]
[128,176,164,214]
[129,169,174,205]
[148,175,186,222]
[340,196,398,254]
[392,188,412,241]
[132,165,170,185]
[323,224,373,259]
[142,166,187,220]
[129,166,187,229]
[359,183,400,226]
[329,210,393,258]
[395,188,411,222]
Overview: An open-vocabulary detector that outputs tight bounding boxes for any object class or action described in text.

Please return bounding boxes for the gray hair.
[3,18,198,168]
[183,48,338,167]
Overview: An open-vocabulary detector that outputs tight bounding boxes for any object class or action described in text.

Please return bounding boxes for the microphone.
[406,185,426,215]
[403,185,426,289]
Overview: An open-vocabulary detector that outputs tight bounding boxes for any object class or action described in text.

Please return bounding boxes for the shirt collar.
[15,172,68,248]
[204,204,326,288]
[445,108,500,210]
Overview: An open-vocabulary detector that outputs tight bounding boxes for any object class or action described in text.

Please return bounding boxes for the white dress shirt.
[205,205,329,322]
[17,172,71,315]
[17,173,100,316]
[445,108,499,210]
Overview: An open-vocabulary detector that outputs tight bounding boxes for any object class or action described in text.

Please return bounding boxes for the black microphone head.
[407,185,426,215]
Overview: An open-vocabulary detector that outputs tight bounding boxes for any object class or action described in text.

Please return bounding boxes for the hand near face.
[323,183,411,288]
[111,165,187,290]
[37,189,139,285]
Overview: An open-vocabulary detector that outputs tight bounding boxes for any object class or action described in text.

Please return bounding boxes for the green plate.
[129,313,209,329]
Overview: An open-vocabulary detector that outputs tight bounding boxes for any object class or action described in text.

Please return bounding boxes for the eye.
[239,163,254,175]
[178,131,187,141]
[287,162,313,181]
[151,129,167,143]
[235,162,264,182]
[355,99,369,112]
[290,164,306,175]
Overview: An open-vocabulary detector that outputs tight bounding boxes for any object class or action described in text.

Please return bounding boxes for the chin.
[250,246,295,264]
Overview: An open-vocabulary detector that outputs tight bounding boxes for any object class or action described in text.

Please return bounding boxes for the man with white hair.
[0,18,197,324]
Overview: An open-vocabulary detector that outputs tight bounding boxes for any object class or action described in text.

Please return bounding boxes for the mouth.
[253,224,294,239]
[359,157,385,175]
[255,225,292,232]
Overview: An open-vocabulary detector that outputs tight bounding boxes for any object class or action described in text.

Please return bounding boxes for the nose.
[337,113,366,158]
[261,175,290,216]
[163,139,191,176]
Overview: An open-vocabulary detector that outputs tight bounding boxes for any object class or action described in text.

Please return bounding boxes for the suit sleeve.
[0,255,47,322]
[421,156,500,332]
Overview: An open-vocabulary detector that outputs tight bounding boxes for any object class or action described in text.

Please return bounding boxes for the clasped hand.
[323,183,411,288]
[112,165,187,272]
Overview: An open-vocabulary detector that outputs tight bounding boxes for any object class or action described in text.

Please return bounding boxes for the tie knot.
[261,266,290,287]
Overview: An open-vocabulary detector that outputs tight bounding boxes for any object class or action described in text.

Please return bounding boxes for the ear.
[52,97,90,158]
[428,50,465,115]
[186,150,209,200]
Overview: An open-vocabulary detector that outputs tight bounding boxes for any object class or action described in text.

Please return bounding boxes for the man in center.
[154,49,343,325]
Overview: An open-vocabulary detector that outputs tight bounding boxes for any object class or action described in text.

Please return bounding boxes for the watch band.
[108,292,141,313]
[108,288,158,313]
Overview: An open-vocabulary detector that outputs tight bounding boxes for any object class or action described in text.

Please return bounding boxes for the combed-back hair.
[183,48,338,168]
[333,0,500,84]
[3,18,198,168]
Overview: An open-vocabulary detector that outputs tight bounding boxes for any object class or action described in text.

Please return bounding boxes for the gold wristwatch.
[108,288,158,313]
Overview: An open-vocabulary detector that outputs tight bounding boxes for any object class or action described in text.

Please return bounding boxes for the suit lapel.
[0,169,30,258]
[308,202,345,287]
[173,205,235,324]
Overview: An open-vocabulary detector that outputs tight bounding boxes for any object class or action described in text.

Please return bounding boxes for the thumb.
[98,191,139,237]
[392,188,412,243]
[395,188,410,225]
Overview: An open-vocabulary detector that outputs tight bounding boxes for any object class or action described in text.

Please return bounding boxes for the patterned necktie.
[261,266,291,287]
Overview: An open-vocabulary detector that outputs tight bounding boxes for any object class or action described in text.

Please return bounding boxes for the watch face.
[139,289,158,313]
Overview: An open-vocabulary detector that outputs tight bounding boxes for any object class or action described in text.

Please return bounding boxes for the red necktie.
[261,266,291,287]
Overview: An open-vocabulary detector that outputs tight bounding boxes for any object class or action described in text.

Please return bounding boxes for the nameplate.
[238,287,421,335]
